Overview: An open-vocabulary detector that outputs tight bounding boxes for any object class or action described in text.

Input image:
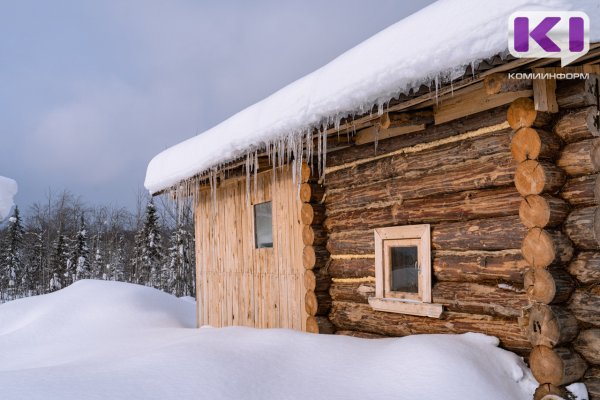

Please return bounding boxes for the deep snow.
[145,0,600,193]
[0,280,543,400]
[0,176,17,221]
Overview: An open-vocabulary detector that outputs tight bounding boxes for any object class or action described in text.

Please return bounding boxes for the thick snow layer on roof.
[0,280,546,399]
[0,176,17,220]
[145,0,600,193]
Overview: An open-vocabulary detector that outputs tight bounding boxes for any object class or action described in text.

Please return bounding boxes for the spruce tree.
[3,206,24,299]
[112,235,126,282]
[139,200,163,288]
[73,214,90,280]
[49,231,67,291]
[167,225,194,296]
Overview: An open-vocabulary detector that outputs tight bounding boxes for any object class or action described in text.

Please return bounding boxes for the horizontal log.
[329,300,530,354]
[511,127,562,162]
[565,206,600,250]
[302,225,327,247]
[303,246,316,270]
[329,281,375,304]
[514,160,567,196]
[434,85,532,125]
[327,216,526,255]
[432,281,527,318]
[568,287,600,327]
[521,228,574,268]
[299,182,325,204]
[300,162,311,183]
[523,267,575,304]
[303,270,316,291]
[560,174,600,207]
[507,97,553,130]
[585,368,600,400]
[327,105,511,168]
[568,251,600,284]
[432,215,526,251]
[556,76,599,109]
[574,329,600,365]
[557,138,600,177]
[328,258,374,279]
[529,346,587,386]
[327,129,511,191]
[329,251,528,284]
[305,290,318,316]
[554,106,600,143]
[354,111,433,145]
[527,303,579,347]
[432,250,527,284]
[300,203,314,225]
[335,330,388,339]
[484,73,532,95]
[326,152,515,210]
[325,186,521,232]
[306,316,319,333]
[519,194,569,229]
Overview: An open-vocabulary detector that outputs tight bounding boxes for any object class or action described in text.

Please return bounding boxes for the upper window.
[369,224,442,318]
[254,201,273,248]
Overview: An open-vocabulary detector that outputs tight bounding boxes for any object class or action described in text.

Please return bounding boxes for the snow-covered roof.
[0,176,17,220]
[145,0,600,194]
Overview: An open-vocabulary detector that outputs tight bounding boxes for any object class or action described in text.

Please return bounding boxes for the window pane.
[254,202,273,248]
[390,246,418,293]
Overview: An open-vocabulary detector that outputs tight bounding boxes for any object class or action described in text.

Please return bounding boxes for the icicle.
[321,124,328,183]
[253,150,258,200]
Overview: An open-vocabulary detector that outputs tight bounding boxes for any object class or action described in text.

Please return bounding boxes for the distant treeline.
[0,190,195,302]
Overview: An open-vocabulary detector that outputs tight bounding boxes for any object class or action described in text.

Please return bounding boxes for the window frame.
[253,201,274,249]
[369,224,443,318]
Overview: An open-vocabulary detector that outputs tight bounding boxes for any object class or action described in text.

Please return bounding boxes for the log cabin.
[145,1,600,398]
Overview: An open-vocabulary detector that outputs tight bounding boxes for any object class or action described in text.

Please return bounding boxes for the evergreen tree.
[112,235,126,282]
[138,200,163,288]
[91,235,103,279]
[3,207,25,299]
[73,214,90,280]
[167,225,194,297]
[26,230,46,295]
[49,231,67,291]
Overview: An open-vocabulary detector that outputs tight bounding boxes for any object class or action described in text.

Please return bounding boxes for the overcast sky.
[0,0,435,212]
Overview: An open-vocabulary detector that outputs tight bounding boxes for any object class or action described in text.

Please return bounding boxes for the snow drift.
[0,175,17,221]
[145,0,600,194]
[0,280,540,399]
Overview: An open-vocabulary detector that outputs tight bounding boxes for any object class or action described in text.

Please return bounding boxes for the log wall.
[320,74,600,397]
[322,106,531,354]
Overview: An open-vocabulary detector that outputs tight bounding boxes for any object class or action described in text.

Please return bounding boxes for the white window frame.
[368,224,443,318]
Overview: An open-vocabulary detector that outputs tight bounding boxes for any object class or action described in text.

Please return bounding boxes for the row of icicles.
[166,60,482,218]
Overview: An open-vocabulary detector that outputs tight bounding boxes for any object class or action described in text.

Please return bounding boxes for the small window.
[369,224,443,318]
[254,202,273,248]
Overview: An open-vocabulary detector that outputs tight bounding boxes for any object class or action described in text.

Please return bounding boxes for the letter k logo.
[514,16,561,52]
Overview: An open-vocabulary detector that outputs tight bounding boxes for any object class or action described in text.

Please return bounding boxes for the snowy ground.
[0,280,541,400]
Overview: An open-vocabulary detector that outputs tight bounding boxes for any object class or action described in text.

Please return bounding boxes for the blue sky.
[0,0,435,212]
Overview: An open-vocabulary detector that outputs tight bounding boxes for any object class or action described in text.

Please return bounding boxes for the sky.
[0,0,436,213]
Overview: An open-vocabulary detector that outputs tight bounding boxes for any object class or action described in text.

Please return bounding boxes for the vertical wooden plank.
[533,77,559,113]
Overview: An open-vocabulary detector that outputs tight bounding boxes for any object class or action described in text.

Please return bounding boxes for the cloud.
[4,0,435,209]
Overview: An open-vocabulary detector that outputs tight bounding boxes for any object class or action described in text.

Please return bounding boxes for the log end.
[508,97,537,130]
